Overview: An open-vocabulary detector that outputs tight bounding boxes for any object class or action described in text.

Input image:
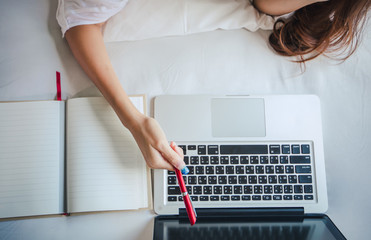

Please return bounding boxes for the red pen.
[170,142,197,226]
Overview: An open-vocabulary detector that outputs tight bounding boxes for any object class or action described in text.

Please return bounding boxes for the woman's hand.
[129,115,189,173]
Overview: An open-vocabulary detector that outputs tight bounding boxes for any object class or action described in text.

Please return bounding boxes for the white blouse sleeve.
[56,0,129,37]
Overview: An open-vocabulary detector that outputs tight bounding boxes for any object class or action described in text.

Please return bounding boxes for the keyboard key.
[188,166,194,175]
[245,166,254,174]
[290,156,311,164]
[191,196,198,201]
[188,145,196,150]
[236,166,244,174]
[296,165,312,173]
[266,166,274,174]
[208,176,217,184]
[268,175,277,184]
[230,156,239,164]
[168,170,175,175]
[258,175,267,184]
[240,156,249,164]
[198,176,207,184]
[168,186,181,195]
[280,156,289,164]
[249,175,257,184]
[226,166,235,174]
[284,195,293,200]
[274,185,283,194]
[304,185,313,193]
[220,145,268,154]
[206,166,214,174]
[238,175,247,184]
[234,185,243,194]
[256,166,264,174]
[196,166,204,174]
[294,185,303,193]
[299,175,312,183]
[244,185,253,194]
[190,156,199,165]
[269,145,281,154]
[188,176,197,184]
[203,186,213,194]
[228,176,237,184]
[284,185,293,194]
[210,196,220,201]
[304,195,314,200]
[270,156,279,164]
[220,156,229,164]
[292,145,300,154]
[282,145,290,154]
[254,185,263,194]
[275,165,284,174]
[208,145,219,154]
[264,185,273,194]
[210,156,219,164]
[294,195,303,200]
[273,195,282,200]
[260,156,269,164]
[216,166,225,174]
[250,156,259,164]
[200,196,209,201]
[178,145,186,155]
[214,186,222,194]
[168,176,177,185]
[263,195,272,200]
[278,175,287,184]
[285,165,294,174]
[168,196,177,201]
[178,196,183,201]
[252,195,262,201]
[184,156,189,165]
[198,145,206,155]
[218,176,227,184]
[231,195,241,201]
[200,156,209,164]
[301,144,310,154]
[186,186,192,194]
[242,195,251,201]
[193,186,202,194]
[288,175,298,184]
[193,186,202,195]
[221,196,230,201]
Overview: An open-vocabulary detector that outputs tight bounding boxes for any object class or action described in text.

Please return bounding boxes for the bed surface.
[1,1,370,240]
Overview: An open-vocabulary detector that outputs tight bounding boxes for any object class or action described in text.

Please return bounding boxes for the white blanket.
[103,0,275,42]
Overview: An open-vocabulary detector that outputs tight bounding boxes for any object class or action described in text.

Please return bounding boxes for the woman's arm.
[65,24,187,172]
[253,0,327,16]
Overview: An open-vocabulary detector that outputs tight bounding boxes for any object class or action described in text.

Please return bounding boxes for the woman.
[58,0,370,173]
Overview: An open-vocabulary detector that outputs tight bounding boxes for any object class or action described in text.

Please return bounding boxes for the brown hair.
[269,0,370,63]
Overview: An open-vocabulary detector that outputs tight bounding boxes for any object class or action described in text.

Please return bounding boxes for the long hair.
[269,0,370,63]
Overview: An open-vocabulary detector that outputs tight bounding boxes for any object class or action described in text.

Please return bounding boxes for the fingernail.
[181,166,189,175]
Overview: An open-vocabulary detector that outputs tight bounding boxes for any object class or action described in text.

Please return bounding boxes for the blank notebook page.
[0,101,64,218]
[66,97,148,213]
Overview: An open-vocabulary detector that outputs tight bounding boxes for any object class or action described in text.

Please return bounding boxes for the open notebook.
[0,96,150,219]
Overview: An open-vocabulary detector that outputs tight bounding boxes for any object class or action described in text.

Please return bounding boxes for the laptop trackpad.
[211,98,266,137]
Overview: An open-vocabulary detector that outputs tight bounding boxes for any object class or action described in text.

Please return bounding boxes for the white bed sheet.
[1,1,371,240]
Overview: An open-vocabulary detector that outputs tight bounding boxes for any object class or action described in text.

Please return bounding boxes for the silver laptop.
[153,95,328,216]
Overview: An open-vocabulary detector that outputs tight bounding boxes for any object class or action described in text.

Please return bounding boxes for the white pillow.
[103,0,275,42]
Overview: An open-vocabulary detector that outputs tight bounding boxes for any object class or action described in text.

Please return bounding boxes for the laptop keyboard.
[167,143,315,203]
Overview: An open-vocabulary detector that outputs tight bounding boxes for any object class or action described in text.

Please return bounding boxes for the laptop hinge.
[179,207,304,218]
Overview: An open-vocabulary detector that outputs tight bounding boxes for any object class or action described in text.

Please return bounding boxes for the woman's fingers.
[158,142,188,174]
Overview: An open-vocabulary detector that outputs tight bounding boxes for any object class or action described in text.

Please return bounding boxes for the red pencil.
[170,143,197,226]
